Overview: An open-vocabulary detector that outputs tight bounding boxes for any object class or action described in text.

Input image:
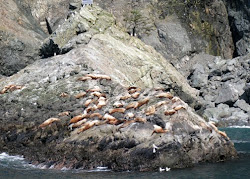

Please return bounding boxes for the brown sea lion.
[131,92,140,99]
[164,109,176,116]
[134,117,147,123]
[69,113,90,124]
[152,125,168,135]
[120,94,131,100]
[89,113,103,119]
[126,102,139,110]
[87,86,102,92]
[155,101,168,108]
[145,105,156,116]
[97,97,106,109]
[59,92,69,97]
[156,92,173,99]
[77,120,100,133]
[128,88,141,94]
[58,111,70,117]
[75,92,87,99]
[137,97,150,108]
[0,84,23,94]
[77,76,92,81]
[172,96,181,103]
[71,119,88,128]
[109,108,126,114]
[173,105,186,111]
[85,99,93,107]
[86,74,111,80]
[39,118,60,128]
[113,101,124,108]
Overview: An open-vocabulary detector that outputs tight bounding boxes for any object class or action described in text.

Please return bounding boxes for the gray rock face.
[0,0,83,76]
[96,0,234,63]
[0,0,47,76]
[224,0,250,56]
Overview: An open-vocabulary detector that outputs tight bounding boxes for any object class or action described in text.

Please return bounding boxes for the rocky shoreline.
[0,0,248,171]
[0,72,237,171]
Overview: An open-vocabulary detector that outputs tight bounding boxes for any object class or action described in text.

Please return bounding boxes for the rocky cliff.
[224,0,250,56]
[96,0,235,64]
[0,0,47,76]
[0,5,237,171]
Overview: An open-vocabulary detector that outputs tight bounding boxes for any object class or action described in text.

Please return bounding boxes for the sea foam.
[228,126,250,129]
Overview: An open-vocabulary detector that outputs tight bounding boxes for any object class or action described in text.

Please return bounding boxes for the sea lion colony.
[36,73,229,139]
[0,73,227,139]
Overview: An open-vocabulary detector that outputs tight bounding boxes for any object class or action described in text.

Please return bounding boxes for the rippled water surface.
[1,127,250,179]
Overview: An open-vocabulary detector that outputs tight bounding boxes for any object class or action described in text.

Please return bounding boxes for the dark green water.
[1,127,250,179]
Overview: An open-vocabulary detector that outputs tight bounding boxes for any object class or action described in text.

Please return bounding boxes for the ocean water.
[0,127,250,179]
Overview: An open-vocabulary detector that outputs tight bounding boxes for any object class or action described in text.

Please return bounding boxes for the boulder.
[215,82,242,105]
[234,99,250,113]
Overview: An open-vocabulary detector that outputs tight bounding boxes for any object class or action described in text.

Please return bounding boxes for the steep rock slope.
[0,0,47,76]
[96,0,234,64]
[0,0,78,76]
[40,5,199,107]
[0,6,236,171]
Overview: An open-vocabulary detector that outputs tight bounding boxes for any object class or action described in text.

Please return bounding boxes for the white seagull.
[153,144,159,153]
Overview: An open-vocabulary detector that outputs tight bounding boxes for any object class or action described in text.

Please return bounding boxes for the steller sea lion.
[89,113,103,119]
[118,119,135,129]
[69,113,90,124]
[134,117,147,123]
[128,88,141,94]
[59,92,69,97]
[109,108,126,114]
[145,105,156,116]
[126,102,139,110]
[90,92,105,98]
[39,118,60,128]
[77,76,92,81]
[75,92,87,99]
[58,111,70,116]
[0,84,23,94]
[152,124,168,135]
[173,105,186,111]
[86,74,111,80]
[70,119,88,129]
[113,101,124,108]
[77,120,100,134]
[164,109,176,116]
[172,96,181,103]
[120,94,131,100]
[155,101,168,108]
[137,97,150,108]
[125,112,135,119]
[156,92,173,99]
[87,86,102,92]
[131,92,140,99]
